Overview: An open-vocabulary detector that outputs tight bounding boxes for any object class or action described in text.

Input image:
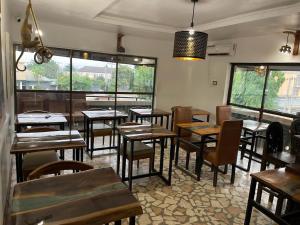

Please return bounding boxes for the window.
[16,47,70,91]
[228,63,300,118]
[15,45,157,129]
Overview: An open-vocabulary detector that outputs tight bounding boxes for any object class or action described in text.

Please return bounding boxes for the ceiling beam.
[194,2,300,31]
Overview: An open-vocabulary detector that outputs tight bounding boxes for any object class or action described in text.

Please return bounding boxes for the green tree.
[231,70,285,109]
[133,66,154,92]
[27,60,60,79]
[57,73,92,91]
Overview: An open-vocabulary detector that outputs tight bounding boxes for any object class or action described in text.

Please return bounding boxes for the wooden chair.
[174,106,202,170]
[88,108,113,159]
[290,119,300,154]
[203,120,243,187]
[257,122,296,208]
[28,161,93,180]
[119,122,155,175]
[22,127,60,180]
[216,105,231,126]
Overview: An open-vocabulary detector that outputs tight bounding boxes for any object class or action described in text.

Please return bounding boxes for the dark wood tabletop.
[81,110,128,120]
[11,130,86,154]
[251,168,300,203]
[130,108,171,116]
[9,168,143,225]
[243,119,269,132]
[118,124,176,141]
[16,113,67,125]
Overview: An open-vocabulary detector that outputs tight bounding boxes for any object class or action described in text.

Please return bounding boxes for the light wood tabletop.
[9,168,143,225]
[130,108,171,116]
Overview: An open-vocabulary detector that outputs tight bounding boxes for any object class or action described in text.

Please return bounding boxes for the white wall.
[11,20,300,121]
[0,0,14,223]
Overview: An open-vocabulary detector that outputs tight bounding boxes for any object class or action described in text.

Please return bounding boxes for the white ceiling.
[9,0,300,41]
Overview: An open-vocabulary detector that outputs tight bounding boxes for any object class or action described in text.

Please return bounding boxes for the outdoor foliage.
[231,69,285,109]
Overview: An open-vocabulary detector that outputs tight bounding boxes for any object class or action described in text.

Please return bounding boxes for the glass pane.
[264,66,300,115]
[72,51,116,92]
[116,94,152,114]
[16,48,70,91]
[230,65,266,108]
[117,56,155,93]
[16,91,70,116]
[231,106,260,121]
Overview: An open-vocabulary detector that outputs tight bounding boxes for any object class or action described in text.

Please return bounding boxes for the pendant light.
[173,0,208,61]
[279,31,293,55]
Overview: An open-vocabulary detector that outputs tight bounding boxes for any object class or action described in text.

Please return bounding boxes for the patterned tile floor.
[12,139,279,225]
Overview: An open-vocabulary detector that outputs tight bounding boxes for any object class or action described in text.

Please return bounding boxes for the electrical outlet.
[212,80,218,86]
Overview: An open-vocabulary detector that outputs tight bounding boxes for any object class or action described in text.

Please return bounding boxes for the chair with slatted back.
[174,106,203,170]
[290,118,300,154]
[118,122,155,175]
[203,120,243,187]
[28,161,94,180]
[88,108,113,159]
[22,127,60,180]
[256,122,296,211]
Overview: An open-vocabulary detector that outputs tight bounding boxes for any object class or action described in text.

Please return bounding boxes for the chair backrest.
[290,119,300,154]
[173,106,193,137]
[216,105,231,126]
[215,120,243,165]
[24,110,49,114]
[28,161,94,180]
[23,127,59,133]
[264,122,283,154]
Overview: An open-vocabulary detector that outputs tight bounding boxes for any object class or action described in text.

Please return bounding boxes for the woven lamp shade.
[173,31,208,61]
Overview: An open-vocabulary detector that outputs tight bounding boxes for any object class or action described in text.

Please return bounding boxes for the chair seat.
[23,151,59,175]
[91,123,113,136]
[266,151,296,166]
[121,141,154,160]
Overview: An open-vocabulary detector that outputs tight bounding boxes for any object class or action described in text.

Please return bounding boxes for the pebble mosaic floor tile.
[12,140,279,225]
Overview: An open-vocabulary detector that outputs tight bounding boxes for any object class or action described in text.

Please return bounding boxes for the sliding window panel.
[117,56,156,93]
[15,47,71,91]
[116,94,153,115]
[229,65,266,109]
[72,51,117,92]
[264,65,300,115]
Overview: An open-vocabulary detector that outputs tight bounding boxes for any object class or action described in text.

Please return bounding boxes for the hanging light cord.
[286,33,290,45]
[29,0,44,48]
[190,0,196,28]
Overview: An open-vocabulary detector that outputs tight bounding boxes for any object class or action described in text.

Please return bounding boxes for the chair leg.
[213,166,218,187]
[102,136,105,145]
[137,160,140,168]
[109,135,112,148]
[223,165,228,174]
[175,141,180,166]
[185,152,190,170]
[91,133,94,159]
[231,164,236,184]
[149,156,154,174]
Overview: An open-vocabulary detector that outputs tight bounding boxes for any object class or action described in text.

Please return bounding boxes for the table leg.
[159,138,165,175]
[129,216,136,225]
[244,178,257,225]
[115,221,121,225]
[83,116,86,141]
[207,114,210,122]
[128,140,134,191]
[135,115,138,123]
[196,138,204,181]
[91,121,94,159]
[80,147,83,162]
[171,111,175,131]
[175,127,181,165]
[160,116,163,126]
[117,133,121,174]
[86,118,90,154]
[122,137,127,181]
[166,115,169,130]
[16,153,23,183]
[168,137,175,185]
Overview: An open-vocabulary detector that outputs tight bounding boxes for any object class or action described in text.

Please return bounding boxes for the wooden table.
[244,168,300,225]
[82,110,128,157]
[239,119,269,172]
[11,130,86,182]
[130,108,171,129]
[176,122,220,180]
[118,124,176,191]
[170,108,210,131]
[16,113,67,132]
[9,168,143,225]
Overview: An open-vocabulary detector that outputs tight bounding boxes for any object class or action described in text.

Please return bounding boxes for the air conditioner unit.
[207,43,236,56]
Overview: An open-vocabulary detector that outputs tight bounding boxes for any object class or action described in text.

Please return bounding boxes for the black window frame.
[227,62,300,121]
[14,44,157,117]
